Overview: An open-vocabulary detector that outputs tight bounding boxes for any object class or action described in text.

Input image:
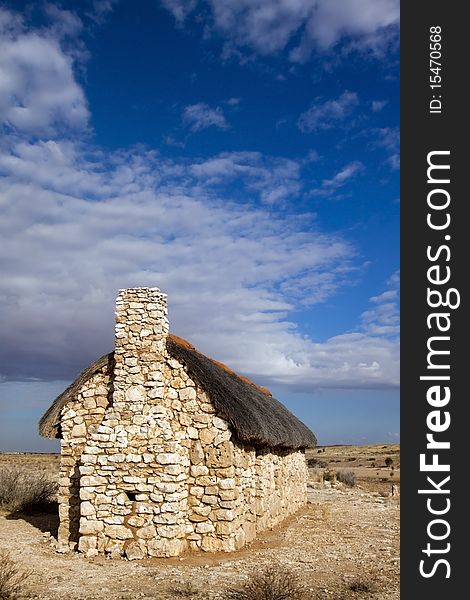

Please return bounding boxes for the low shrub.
[0,466,57,513]
[337,471,356,487]
[307,458,328,468]
[227,565,305,600]
[348,578,377,594]
[323,470,337,483]
[0,549,32,599]
[172,582,201,597]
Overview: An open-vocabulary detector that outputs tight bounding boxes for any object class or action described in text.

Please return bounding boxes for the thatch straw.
[39,336,316,449]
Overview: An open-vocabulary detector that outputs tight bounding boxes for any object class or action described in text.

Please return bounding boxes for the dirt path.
[0,485,399,599]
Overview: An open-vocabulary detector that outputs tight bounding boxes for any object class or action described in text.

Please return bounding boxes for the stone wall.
[57,367,112,551]
[57,288,308,559]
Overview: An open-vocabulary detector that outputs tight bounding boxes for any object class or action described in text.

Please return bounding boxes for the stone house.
[39,287,316,559]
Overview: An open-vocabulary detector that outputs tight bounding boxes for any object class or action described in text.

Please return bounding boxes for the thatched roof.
[39,353,114,439]
[39,335,316,449]
[167,335,316,449]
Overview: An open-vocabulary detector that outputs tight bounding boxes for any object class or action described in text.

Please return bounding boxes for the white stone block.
[80,501,95,517]
[201,495,218,505]
[156,453,180,465]
[79,519,104,535]
[122,476,140,484]
[218,478,235,490]
[157,524,182,539]
[215,509,236,521]
[195,521,215,534]
[125,541,145,560]
[125,386,145,403]
[104,525,133,540]
[81,475,106,487]
[148,387,164,399]
[179,387,196,401]
[136,524,157,539]
[213,417,228,430]
[107,453,125,463]
[71,423,87,438]
[214,430,231,446]
[190,465,208,477]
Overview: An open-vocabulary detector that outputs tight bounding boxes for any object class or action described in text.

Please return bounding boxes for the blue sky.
[0,0,399,452]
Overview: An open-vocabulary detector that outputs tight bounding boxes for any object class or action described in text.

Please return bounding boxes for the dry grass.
[226,565,306,600]
[0,549,32,600]
[0,466,58,513]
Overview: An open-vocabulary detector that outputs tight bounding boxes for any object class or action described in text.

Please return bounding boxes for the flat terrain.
[305,444,400,495]
[0,445,399,599]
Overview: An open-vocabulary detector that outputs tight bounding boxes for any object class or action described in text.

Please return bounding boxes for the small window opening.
[124,491,138,502]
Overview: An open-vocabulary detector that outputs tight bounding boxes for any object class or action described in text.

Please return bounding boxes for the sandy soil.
[0,447,399,599]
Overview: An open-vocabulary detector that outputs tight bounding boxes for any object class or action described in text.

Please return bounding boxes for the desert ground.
[0,445,399,599]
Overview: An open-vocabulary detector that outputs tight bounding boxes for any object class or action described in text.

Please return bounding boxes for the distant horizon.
[0,440,401,455]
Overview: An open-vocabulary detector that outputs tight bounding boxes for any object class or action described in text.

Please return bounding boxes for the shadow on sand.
[5,501,59,538]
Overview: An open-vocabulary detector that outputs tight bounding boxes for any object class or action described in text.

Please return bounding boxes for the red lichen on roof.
[169,334,197,351]
[168,333,272,397]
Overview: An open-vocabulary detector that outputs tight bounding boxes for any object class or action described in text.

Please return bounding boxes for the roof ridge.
[168,333,272,397]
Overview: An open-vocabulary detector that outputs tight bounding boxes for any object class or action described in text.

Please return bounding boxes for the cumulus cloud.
[298,91,359,132]
[161,0,399,61]
[182,102,229,132]
[0,7,89,137]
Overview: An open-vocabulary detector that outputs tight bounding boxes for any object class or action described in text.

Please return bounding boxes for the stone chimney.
[113,287,169,406]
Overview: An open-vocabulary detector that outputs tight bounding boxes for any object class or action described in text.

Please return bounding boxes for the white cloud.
[161,0,399,62]
[298,91,359,132]
[189,151,301,204]
[0,133,398,389]
[372,126,400,170]
[182,102,229,132]
[88,0,120,24]
[44,3,83,39]
[0,5,399,391]
[0,7,89,137]
[322,161,363,189]
[372,99,388,112]
[309,160,364,197]
[361,270,399,336]
[226,97,241,106]
[161,0,198,23]
[289,0,399,61]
